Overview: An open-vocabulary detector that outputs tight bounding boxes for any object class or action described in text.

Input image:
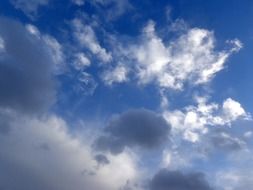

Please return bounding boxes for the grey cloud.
[0,112,136,190]
[0,17,56,114]
[150,169,213,190]
[210,132,245,151]
[94,154,110,165]
[95,109,170,154]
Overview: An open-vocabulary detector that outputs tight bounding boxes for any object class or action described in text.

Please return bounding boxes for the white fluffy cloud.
[101,64,129,85]
[129,21,242,90]
[163,97,249,142]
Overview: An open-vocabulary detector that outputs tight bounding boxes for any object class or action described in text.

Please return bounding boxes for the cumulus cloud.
[10,0,49,18]
[0,110,139,190]
[0,17,61,114]
[95,109,171,154]
[150,169,213,190]
[163,97,249,142]
[101,64,129,85]
[127,21,242,90]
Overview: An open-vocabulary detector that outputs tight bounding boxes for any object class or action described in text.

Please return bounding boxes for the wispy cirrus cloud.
[10,0,49,18]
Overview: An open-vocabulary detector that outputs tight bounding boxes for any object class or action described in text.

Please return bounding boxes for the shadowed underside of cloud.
[150,169,213,190]
[95,109,171,154]
[0,17,56,114]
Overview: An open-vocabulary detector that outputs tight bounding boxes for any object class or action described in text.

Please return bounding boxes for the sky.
[0,0,253,190]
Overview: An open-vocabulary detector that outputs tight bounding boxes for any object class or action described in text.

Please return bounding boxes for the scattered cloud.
[163,97,249,142]
[73,72,98,96]
[73,52,91,70]
[91,0,133,21]
[128,21,242,90]
[72,0,85,6]
[101,64,129,85]
[10,0,49,18]
[72,18,112,64]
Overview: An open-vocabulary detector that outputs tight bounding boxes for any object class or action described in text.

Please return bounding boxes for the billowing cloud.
[163,97,249,142]
[0,17,60,114]
[127,21,242,90]
[0,110,139,190]
[150,169,213,190]
[10,0,49,18]
[95,109,171,154]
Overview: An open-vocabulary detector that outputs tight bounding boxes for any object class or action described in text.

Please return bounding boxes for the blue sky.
[0,0,253,190]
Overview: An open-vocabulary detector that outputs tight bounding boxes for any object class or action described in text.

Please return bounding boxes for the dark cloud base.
[150,169,213,190]
[94,109,171,154]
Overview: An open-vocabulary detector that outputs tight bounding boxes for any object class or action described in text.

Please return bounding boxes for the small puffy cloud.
[129,21,242,90]
[163,97,249,142]
[73,52,91,70]
[0,17,61,114]
[101,64,129,85]
[10,0,49,18]
[95,109,171,154]
[72,19,112,63]
[150,169,213,190]
[222,98,249,122]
